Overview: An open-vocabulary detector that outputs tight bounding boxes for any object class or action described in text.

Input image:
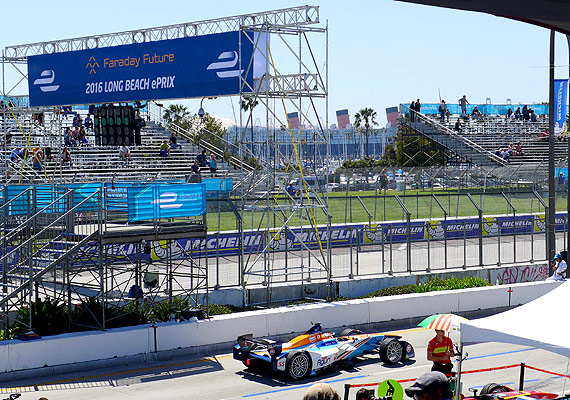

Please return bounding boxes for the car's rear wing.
[237,334,277,349]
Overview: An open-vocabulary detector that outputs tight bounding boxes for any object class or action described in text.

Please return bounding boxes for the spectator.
[405,371,453,400]
[61,147,72,167]
[286,182,296,195]
[71,126,80,145]
[558,170,565,190]
[546,254,567,281]
[380,173,388,194]
[191,160,200,174]
[500,148,510,162]
[64,127,74,147]
[507,108,513,119]
[72,113,82,127]
[427,329,454,374]
[169,132,181,150]
[529,109,537,122]
[356,388,373,400]
[472,106,483,121]
[159,140,170,158]
[119,145,131,162]
[453,119,462,132]
[44,147,55,162]
[458,95,469,115]
[197,149,207,167]
[134,110,145,144]
[514,107,522,120]
[515,141,523,155]
[522,105,529,121]
[415,99,421,115]
[303,383,340,400]
[209,153,217,175]
[32,147,44,171]
[5,130,13,145]
[438,100,446,122]
[78,126,88,144]
[445,108,451,123]
[10,147,22,163]
[83,114,93,130]
[410,100,416,122]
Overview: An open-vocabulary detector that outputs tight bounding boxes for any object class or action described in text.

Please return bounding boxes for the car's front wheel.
[286,352,312,380]
[379,338,404,364]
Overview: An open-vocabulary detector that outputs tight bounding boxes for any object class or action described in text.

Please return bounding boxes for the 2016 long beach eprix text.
[85,76,175,94]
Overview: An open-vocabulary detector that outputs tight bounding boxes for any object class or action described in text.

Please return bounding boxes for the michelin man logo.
[207,51,242,78]
[426,221,445,239]
[269,231,294,250]
[364,225,378,242]
[152,240,185,260]
[482,218,499,235]
[33,70,60,92]
[535,216,546,232]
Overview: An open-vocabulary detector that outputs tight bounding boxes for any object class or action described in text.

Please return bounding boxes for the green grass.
[206,189,567,232]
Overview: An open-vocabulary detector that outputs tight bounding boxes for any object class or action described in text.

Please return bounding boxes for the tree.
[163,104,189,128]
[240,95,258,153]
[354,108,378,158]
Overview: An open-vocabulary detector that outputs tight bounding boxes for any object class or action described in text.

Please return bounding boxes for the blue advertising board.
[127,183,206,222]
[28,31,254,106]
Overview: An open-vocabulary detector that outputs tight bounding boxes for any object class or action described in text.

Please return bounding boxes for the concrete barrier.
[0,280,561,375]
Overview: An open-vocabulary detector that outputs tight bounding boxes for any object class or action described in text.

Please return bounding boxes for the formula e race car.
[233,323,415,380]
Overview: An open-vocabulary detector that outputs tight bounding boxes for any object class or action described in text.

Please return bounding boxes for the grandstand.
[401,103,568,169]
[1,106,248,184]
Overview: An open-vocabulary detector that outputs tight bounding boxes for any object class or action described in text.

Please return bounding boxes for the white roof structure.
[460,281,570,357]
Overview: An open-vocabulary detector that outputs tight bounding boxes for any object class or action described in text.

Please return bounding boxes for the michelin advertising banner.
[27,31,264,106]
[554,79,568,137]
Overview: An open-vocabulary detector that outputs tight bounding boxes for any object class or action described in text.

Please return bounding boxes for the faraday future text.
[85,76,175,94]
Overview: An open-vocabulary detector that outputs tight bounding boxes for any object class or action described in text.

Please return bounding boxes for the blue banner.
[127,183,206,222]
[554,79,568,137]
[28,31,254,106]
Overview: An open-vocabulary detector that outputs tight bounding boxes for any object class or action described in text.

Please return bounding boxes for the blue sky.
[2,0,569,126]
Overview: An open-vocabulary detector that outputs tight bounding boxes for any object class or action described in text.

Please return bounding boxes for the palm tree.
[354,108,378,158]
[240,95,258,153]
[163,104,189,127]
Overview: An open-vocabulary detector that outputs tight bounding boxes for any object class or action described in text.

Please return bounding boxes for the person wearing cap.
[547,254,567,281]
[427,328,454,375]
[303,383,340,400]
[405,371,453,400]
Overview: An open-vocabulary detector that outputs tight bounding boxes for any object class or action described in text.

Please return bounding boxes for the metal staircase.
[402,107,507,167]
[0,188,101,333]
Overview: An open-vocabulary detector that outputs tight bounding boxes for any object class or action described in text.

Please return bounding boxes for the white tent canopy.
[460,281,570,358]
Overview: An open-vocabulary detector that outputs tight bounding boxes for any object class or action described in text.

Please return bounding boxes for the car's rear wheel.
[340,328,364,336]
[379,338,404,364]
[286,352,312,380]
[480,383,510,395]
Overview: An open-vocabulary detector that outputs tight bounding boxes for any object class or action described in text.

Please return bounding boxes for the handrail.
[170,123,256,173]
[1,188,70,244]
[403,105,507,166]
[0,189,100,269]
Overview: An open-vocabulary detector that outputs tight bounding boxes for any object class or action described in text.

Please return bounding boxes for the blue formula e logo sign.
[27,31,255,106]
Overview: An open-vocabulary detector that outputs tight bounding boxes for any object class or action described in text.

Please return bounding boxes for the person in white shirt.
[547,254,567,281]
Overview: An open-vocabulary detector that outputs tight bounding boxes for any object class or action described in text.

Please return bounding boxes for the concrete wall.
[0,280,559,375]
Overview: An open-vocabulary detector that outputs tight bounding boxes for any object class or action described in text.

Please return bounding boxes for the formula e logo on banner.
[207,51,242,78]
[33,70,59,92]
[151,192,183,209]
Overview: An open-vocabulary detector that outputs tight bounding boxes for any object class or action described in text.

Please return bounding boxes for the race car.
[464,383,558,400]
[233,323,415,380]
